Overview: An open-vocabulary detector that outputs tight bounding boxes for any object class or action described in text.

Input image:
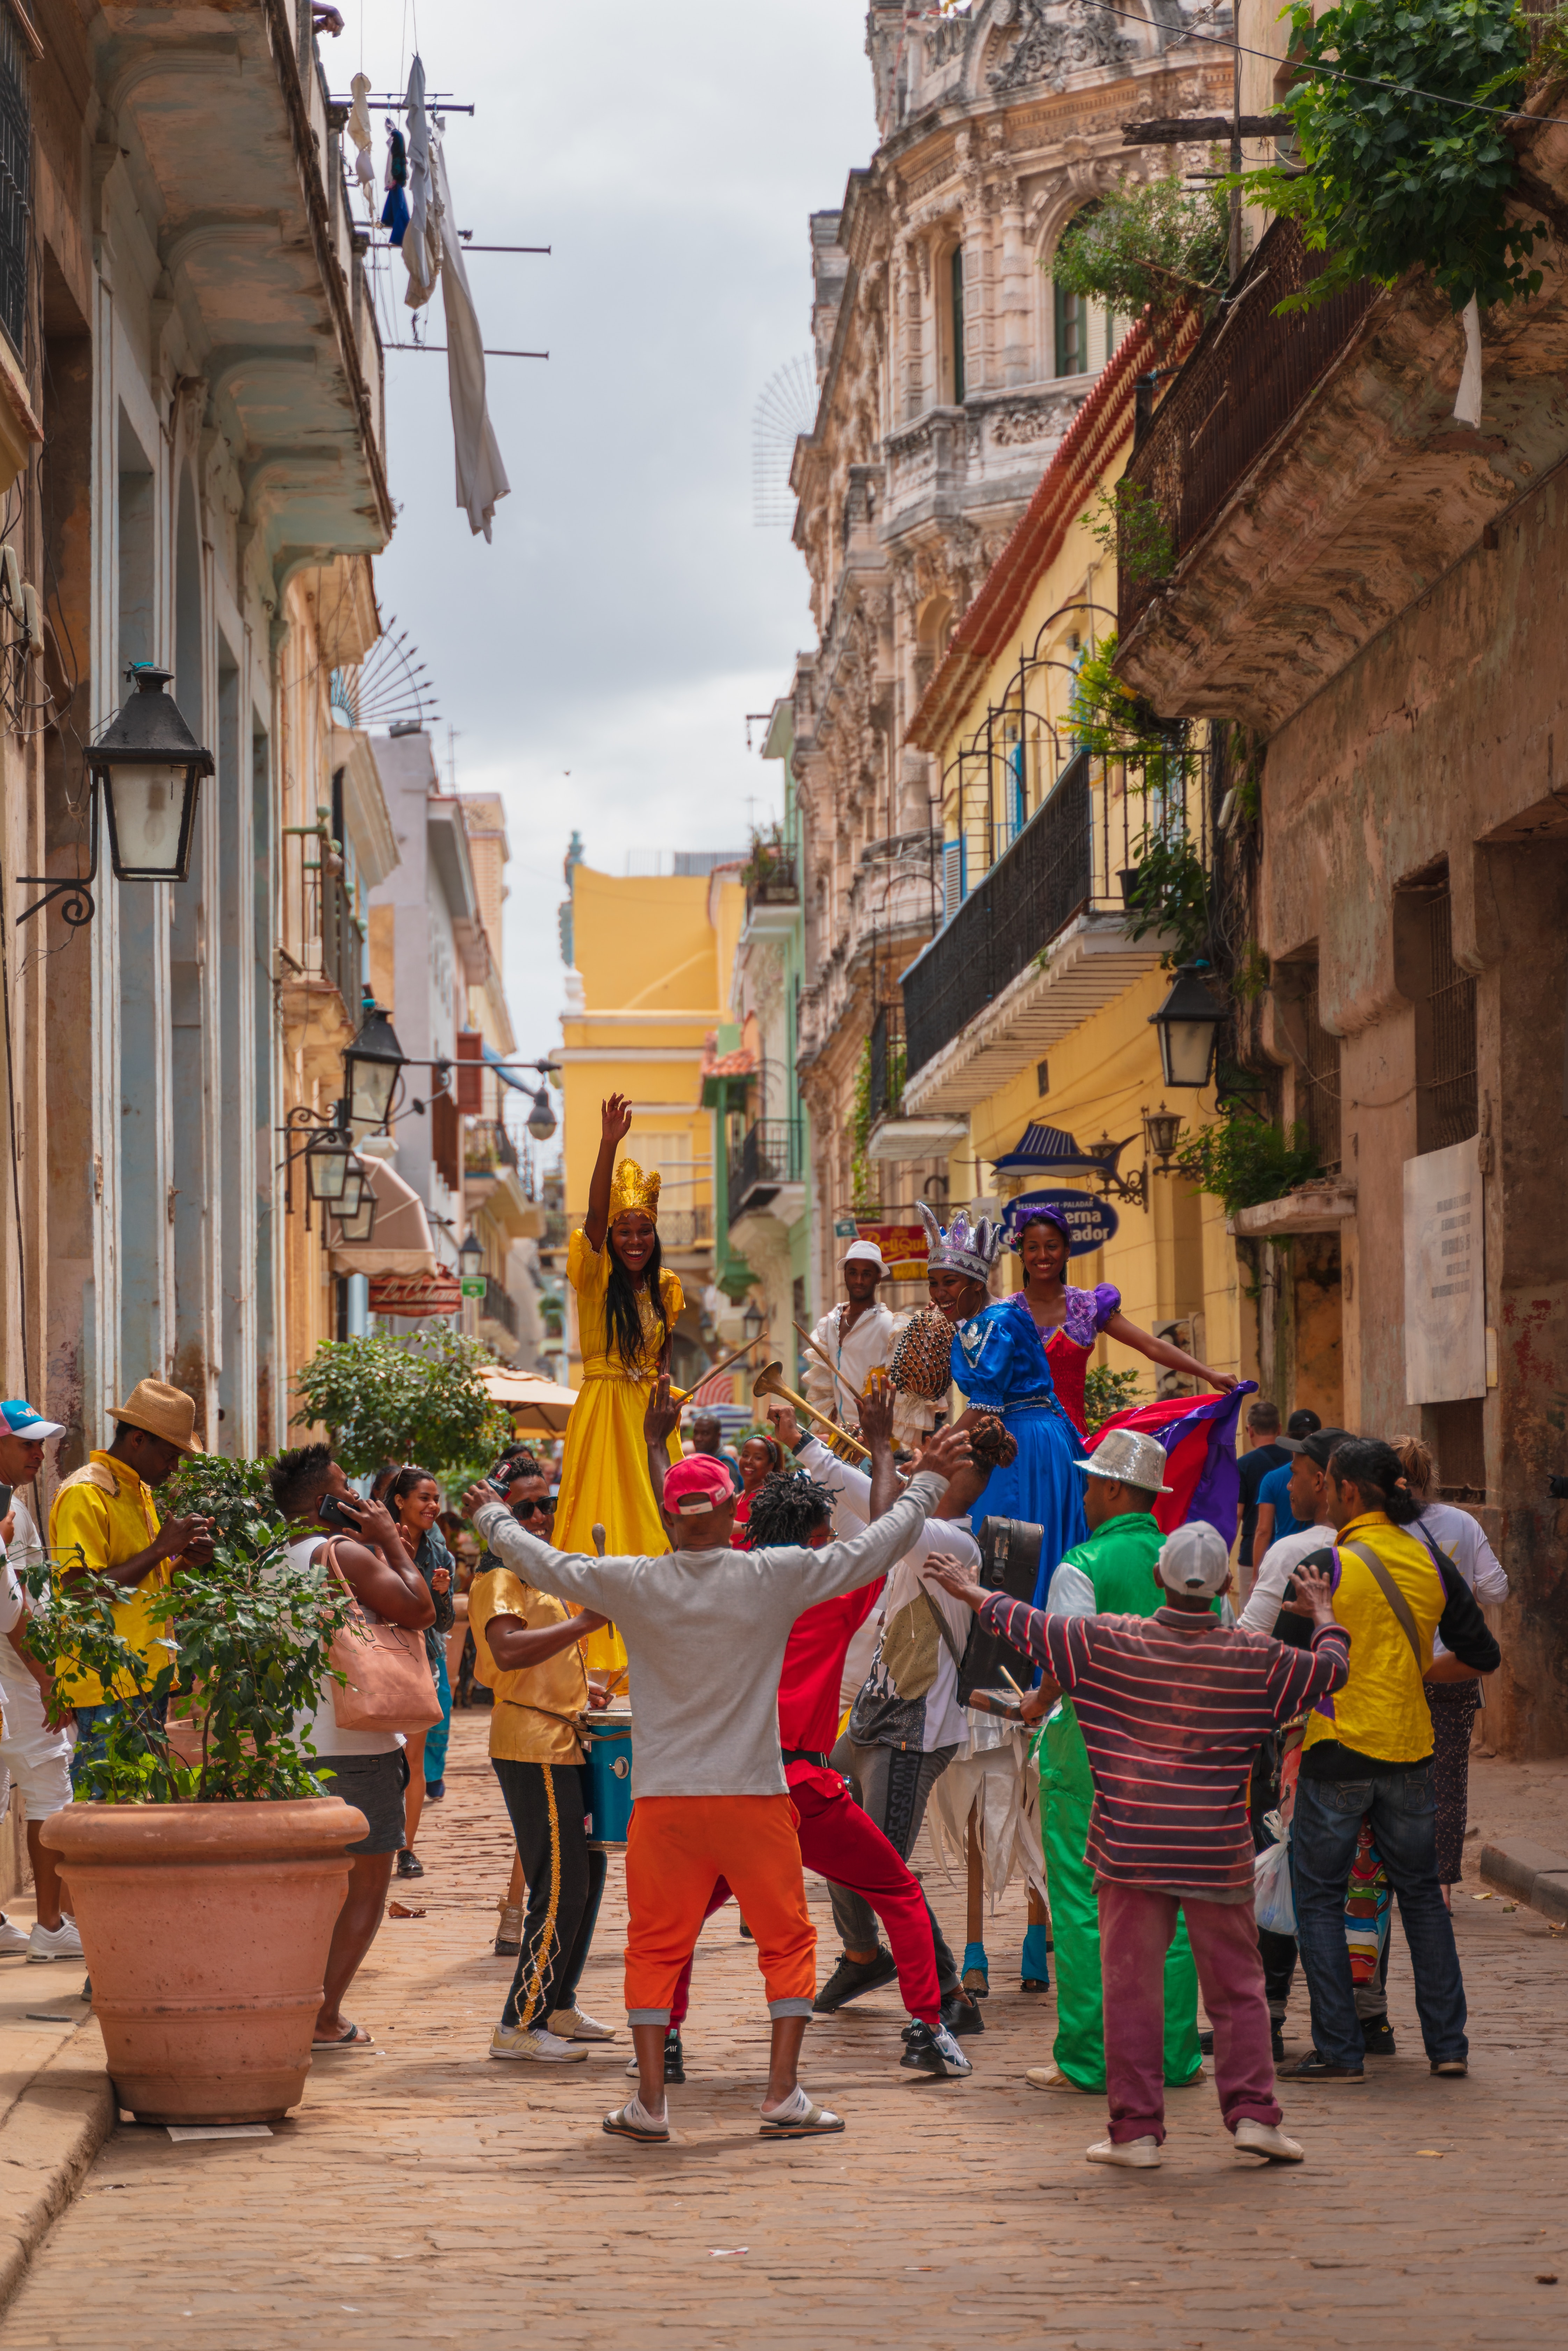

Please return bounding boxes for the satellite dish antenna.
[751,353,817,528]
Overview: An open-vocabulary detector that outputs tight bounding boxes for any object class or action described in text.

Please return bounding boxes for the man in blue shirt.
[1236,1400,1288,1570]
[1252,1409,1322,1555]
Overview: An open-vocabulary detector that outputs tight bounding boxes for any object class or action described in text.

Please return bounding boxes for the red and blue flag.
[1085,1381,1258,1543]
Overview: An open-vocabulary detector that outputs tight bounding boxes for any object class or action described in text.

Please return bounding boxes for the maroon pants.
[670,1774,941,2028]
[1099,1881,1282,2145]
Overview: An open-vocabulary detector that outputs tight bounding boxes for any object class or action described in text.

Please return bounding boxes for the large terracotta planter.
[43,1797,367,2126]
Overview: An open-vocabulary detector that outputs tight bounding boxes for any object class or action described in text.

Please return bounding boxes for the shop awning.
[328,1157,439,1277]
[991,1122,1116,1176]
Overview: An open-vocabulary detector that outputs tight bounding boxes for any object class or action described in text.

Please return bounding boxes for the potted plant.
[31,1477,364,2127]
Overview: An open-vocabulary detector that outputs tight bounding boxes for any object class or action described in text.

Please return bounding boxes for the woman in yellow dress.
[556,1094,685,1674]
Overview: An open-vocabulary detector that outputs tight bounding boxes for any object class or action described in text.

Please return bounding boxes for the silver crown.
[917,1199,1004,1284]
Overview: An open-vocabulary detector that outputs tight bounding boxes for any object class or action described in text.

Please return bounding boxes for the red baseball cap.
[663,1455,736,1517]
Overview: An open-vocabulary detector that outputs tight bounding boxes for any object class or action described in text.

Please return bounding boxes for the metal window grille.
[0,8,27,360]
[1427,887,1478,1151]
[1301,965,1342,1172]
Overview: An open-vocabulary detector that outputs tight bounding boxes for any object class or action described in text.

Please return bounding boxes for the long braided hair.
[741,1468,836,1550]
[605,1228,672,1373]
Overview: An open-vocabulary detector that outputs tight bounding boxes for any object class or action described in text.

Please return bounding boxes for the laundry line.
[386,344,548,359]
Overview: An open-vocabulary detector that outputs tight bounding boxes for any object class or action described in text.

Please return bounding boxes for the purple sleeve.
[979,1591,1084,1688]
[1092,1282,1122,1330]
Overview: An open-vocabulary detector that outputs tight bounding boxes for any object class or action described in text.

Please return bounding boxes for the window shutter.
[942,839,965,926]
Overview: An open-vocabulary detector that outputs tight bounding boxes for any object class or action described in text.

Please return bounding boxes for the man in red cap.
[465,1412,972,2147]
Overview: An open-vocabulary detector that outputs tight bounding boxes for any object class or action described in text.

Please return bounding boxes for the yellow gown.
[556,1228,685,1675]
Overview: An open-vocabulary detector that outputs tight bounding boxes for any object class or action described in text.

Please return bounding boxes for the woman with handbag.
[384,1467,456,1880]
[268,1445,438,2050]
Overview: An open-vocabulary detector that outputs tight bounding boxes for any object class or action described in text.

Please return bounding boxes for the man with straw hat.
[49,1380,214,1784]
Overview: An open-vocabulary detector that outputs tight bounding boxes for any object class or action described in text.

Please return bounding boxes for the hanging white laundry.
[348,72,376,209]
[1453,296,1482,428]
[402,55,439,311]
[434,128,510,540]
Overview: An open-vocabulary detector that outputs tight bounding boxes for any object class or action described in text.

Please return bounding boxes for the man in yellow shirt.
[49,1380,214,1785]
[470,1462,616,2066]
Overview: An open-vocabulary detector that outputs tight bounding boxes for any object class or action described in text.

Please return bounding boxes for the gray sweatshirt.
[470,1472,947,1799]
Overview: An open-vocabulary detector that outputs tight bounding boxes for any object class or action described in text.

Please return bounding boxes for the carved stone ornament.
[988,0,1137,92]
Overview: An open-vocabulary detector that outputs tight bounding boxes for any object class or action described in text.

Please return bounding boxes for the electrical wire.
[0,866,31,1397]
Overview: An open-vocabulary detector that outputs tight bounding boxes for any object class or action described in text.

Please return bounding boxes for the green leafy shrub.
[1172,1113,1322,1216]
[1087,482,1175,589]
[1123,835,1210,968]
[292,1327,510,1479]
[164,1454,274,1555]
[1239,0,1547,313]
[1052,176,1228,317]
[1084,1365,1145,1431]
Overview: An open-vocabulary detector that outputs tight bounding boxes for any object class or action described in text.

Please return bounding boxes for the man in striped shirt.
[927,1521,1350,2168]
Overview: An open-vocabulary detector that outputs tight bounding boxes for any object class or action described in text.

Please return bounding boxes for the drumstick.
[668,1337,762,1404]
[591,1524,606,1558]
[999,1664,1026,1698]
[793,1321,867,1407]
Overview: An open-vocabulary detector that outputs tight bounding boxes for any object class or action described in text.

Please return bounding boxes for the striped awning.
[686,1369,738,1409]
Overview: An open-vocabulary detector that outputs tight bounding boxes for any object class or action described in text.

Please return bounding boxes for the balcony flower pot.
[23,1452,363,2128]
[42,1795,366,2126]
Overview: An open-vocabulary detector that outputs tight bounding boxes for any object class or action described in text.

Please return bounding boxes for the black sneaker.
[396,1849,425,1880]
[1361,2016,1397,2057]
[941,1988,985,2037]
[1279,2049,1365,2083]
[813,1948,897,2013]
[623,2028,685,2085]
[1199,2028,1215,2056]
[1272,2023,1286,2066]
[425,1779,446,1803]
[900,2019,973,2079]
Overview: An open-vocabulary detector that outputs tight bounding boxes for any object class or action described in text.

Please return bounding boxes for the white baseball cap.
[1157,1521,1231,1597]
[843,1239,886,1271]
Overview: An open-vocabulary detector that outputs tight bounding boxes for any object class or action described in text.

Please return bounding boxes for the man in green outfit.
[1022,1428,1206,2095]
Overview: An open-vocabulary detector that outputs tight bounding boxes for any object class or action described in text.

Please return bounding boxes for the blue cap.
[0,1400,64,1441]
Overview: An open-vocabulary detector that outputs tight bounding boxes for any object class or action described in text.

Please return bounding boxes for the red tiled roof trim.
[905,307,1201,754]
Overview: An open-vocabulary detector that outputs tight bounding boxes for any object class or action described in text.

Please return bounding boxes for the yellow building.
[557,853,747,1392]
[896,315,1257,1410]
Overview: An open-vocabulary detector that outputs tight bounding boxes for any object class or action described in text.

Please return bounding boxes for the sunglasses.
[511,1497,557,1522]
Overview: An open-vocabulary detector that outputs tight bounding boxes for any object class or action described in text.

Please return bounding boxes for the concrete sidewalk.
[0,1898,111,2311]
[0,1716,1564,2348]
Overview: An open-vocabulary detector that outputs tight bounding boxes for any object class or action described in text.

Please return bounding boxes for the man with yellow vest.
[1281,1436,1499,2086]
[49,1381,214,1785]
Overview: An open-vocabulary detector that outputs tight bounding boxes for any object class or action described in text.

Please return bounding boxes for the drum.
[584,1710,634,1850]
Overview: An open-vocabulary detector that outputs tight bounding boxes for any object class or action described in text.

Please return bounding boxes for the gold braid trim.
[515,1766,564,2033]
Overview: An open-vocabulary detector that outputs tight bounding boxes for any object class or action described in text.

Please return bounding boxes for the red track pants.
[670,1772,941,2028]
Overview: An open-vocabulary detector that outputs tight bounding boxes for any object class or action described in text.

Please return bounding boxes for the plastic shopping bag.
[1254,1832,1296,1937]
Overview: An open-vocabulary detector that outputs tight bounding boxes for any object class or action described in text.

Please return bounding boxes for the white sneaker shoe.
[548,2005,616,2042]
[1087,2135,1161,2169]
[27,1919,84,1963]
[489,2023,589,2063]
[0,1913,31,1957]
[1234,2117,1304,2162]
[1026,2062,1087,2092]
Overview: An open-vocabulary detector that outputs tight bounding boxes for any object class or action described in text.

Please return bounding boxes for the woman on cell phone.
[384,1466,455,1881]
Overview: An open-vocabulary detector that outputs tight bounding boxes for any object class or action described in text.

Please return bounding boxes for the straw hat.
[113,1379,204,1457]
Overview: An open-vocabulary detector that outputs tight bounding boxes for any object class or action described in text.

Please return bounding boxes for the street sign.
[1000,1187,1119,1258]
[460,1277,487,1299]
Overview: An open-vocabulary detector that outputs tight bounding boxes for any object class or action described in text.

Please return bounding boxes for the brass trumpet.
[751,1360,871,1463]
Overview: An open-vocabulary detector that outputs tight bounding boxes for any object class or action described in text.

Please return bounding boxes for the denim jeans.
[1290,1762,1468,2070]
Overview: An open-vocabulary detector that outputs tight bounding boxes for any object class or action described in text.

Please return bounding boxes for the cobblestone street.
[0,1715,1561,2350]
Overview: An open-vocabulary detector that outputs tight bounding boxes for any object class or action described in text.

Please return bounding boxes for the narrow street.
[1,1714,1562,2351]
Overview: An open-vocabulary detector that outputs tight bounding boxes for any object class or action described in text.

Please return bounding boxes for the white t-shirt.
[0,1504,42,1687]
[1239,1523,1336,1634]
[285,1533,403,1758]
[1413,1503,1508,1605]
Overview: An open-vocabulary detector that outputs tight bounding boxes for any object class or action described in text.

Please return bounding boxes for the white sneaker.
[489,2023,589,2063]
[1026,2062,1087,2092]
[1087,2135,1161,2169]
[0,1913,30,1957]
[548,2005,616,2042]
[27,1919,84,1963]
[1234,2116,1304,2162]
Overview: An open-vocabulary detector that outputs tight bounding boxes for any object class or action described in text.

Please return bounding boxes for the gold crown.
[607,1155,660,1223]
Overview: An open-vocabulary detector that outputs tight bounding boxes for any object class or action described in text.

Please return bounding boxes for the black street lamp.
[742,1297,765,1346]
[337,1153,369,1220]
[91,664,215,883]
[460,1230,483,1271]
[303,1122,354,1205]
[526,1084,557,1143]
[1149,964,1227,1091]
[334,1177,378,1247]
[344,1004,406,1131]
[1144,1105,1184,1168]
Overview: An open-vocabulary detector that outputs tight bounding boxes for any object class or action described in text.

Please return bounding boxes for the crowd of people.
[0,1085,1509,2172]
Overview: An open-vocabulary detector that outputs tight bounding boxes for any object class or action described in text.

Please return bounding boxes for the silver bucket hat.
[1075,1426,1173,1494]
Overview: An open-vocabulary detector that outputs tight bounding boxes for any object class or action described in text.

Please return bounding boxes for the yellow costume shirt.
[469,1564,588,1765]
[49,1452,172,1705]
[1301,1510,1447,1767]
[556,1228,684,1675]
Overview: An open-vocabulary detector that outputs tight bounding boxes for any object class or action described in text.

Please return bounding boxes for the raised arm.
[782,1424,973,1608]
[1100,1308,1237,1394]
[643,1371,682,1509]
[584,1093,634,1252]
[465,1491,618,1614]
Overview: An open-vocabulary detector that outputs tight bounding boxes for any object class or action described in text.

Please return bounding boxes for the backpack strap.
[1340,1539,1425,1672]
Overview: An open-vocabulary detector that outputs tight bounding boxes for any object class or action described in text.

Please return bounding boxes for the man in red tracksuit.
[642,1383,971,2082]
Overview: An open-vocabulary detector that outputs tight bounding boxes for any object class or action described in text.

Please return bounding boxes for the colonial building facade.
[789,0,1228,1307]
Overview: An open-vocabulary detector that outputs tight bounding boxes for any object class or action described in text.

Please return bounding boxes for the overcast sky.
[346,0,876,1074]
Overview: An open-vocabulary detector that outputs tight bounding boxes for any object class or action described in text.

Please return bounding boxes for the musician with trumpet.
[802,1239,928,1451]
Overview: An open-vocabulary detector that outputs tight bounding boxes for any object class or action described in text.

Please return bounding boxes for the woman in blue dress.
[916,1201,1086,1605]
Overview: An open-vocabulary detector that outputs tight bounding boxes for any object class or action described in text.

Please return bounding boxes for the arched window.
[1046,204,1120,381]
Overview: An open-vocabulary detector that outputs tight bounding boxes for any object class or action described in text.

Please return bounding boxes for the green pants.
[1043,1764,1203,2092]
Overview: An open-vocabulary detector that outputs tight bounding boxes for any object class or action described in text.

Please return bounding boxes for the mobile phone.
[485,1469,513,1498]
[318,1492,360,1529]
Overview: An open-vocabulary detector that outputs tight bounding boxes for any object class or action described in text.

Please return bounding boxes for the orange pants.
[623,1794,817,2025]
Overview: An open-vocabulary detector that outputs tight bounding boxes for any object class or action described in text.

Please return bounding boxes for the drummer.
[468,1471,620,2065]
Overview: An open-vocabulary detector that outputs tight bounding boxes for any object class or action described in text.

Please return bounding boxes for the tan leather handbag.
[321,1543,443,1734]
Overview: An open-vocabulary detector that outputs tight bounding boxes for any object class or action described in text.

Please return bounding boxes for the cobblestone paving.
[2,1713,1565,2349]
